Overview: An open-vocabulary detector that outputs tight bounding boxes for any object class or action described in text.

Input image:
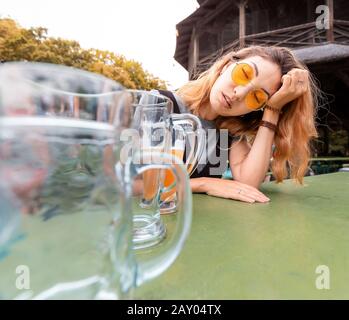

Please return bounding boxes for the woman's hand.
[191,177,270,203]
[267,68,309,110]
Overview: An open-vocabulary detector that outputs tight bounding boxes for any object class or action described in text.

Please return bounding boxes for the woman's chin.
[211,100,244,117]
[218,105,239,117]
[219,105,252,117]
[212,101,232,116]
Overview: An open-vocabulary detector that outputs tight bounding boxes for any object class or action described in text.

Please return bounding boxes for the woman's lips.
[222,93,232,109]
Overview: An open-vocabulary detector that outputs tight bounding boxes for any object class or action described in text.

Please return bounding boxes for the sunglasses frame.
[231,61,270,111]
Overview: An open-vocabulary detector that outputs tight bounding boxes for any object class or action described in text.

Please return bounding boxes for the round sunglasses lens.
[245,90,268,110]
[231,63,253,86]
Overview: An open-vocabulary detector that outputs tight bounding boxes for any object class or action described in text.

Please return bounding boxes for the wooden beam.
[249,39,323,46]
[335,20,349,26]
[274,27,318,46]
[200,1,234,28]
[326,0,334,42]
[243,21,316,40]
[334,28,349,38]
[198,19,349,69]
[188,26,199,78]
[238,1,247,48]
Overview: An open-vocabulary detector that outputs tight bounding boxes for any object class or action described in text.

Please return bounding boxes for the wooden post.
[188,26,199,79]
[326,0,334,42]
[238,1,247,48]
[193,31,199,75]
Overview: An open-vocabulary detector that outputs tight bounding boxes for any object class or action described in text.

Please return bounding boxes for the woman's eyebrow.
[250,61,271,96]
[250,61,259,76]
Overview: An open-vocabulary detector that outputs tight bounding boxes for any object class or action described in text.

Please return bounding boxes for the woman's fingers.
[234,182,270,202]
[234,190,267,204]
[243,184,269,198]
[205,179,270,204]
[281,74,292,88]
[286,69,309,91]
[249,191,270,203]
[269,68,309,108]
[235,193,257,204]
[230,186,270,203]
[279,69,309,101]
[281,73,291,83]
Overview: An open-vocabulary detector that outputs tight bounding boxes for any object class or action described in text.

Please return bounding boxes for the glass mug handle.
[125,151,192,285]
[170,113,205,176]
[159,113,205,198]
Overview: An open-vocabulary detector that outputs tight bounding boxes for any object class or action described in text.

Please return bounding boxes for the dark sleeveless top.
[157,90,239,179]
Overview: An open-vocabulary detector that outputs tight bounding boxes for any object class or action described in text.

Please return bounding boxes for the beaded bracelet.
[263,104,282,114]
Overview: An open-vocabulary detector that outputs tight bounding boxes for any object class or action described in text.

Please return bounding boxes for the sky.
[0,0,199,89]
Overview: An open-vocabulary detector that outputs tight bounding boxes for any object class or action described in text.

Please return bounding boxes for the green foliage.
[0,18,167,90]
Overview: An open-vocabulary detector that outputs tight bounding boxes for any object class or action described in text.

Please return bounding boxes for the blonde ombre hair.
[176,45,319,184]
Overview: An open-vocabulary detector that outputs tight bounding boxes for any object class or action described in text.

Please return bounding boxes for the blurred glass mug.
[0,183,21,252]
[159,114,205,214]
[0,62,192,299]
[124,90,202,249]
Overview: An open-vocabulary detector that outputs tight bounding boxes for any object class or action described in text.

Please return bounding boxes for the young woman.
[158,45,319,204]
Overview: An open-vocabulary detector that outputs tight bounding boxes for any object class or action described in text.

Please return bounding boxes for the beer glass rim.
[127,89,173,109]
[0,61,125,98]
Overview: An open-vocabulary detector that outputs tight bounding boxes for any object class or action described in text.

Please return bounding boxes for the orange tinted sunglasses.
[231,62,270,110]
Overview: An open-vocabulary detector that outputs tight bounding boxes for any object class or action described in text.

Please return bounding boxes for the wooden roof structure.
[175,0,349,77]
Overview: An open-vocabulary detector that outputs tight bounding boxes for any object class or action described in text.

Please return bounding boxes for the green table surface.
[135,172,349,299]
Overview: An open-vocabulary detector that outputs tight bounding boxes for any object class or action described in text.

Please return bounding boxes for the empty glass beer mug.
[159,113,205,214]
[157,125,185,213]
[0,183,21,252]
[123,90,202,249]
[0,62,192,299]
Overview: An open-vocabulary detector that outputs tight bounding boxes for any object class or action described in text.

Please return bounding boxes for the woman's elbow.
[231,171,263,190]
[231,166,267,190]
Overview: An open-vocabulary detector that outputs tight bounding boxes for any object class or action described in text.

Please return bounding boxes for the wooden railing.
[333,20,349,44]
[196,20,349,72]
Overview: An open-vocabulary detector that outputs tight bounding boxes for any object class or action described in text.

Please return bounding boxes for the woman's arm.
[190,177,270,203]
[229,68,310,189]
[229,108,279,189]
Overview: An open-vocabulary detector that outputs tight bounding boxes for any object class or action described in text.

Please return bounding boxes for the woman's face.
[209,56,282,117]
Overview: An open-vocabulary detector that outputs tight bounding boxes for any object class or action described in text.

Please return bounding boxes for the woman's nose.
[233,85,251,100]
